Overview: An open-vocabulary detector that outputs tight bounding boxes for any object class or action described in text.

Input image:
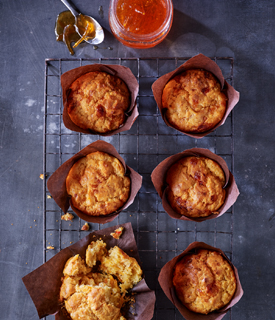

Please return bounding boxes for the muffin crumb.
[61,213,74,221]
[111,226,124,239]
[81,223,90,231]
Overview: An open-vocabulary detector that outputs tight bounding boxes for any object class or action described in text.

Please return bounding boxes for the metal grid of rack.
[43,57,235,320]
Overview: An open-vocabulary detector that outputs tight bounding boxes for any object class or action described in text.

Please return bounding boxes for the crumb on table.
[47,246,54,250]
[81,223,90,231]
[61,213,74,221]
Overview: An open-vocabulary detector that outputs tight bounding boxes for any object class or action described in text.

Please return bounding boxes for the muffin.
[165,156,226,218]
[173,249,237,314]
[66,151,131,216]
[60,239,143,320]
[162,69,227,133]
[67,71,130,133]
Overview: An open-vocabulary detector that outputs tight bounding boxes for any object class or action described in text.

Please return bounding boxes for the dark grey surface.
[0,0,274,319]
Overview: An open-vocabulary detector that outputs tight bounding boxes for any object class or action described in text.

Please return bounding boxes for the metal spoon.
[61,0,104,45]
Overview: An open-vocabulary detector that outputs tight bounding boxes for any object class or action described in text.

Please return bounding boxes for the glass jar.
[109,0,173,49]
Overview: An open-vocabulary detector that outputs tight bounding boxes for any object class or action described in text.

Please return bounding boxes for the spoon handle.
[61,0,80,17]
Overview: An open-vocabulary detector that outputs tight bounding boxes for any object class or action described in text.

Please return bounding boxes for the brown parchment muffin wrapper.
[152,53,240,138]
[61,64,139,135]
[158,241,243,320]
[151,148,239,222]
[22,222,156,320]
[47,140,142,224]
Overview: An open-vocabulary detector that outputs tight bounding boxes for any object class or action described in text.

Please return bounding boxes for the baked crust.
[67,71,130,133]
[66,151,131,216]
[162,69,227,133]
[173,249,236,314]
[166,156,226,218]
[65,282,124,320]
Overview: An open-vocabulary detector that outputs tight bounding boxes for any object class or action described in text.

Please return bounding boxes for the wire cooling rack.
[43,57,235,320]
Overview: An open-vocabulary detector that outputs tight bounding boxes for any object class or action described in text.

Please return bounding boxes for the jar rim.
[109,0,173,41]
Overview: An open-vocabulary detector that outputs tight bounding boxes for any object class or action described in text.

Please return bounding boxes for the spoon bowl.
[61,0,104,45]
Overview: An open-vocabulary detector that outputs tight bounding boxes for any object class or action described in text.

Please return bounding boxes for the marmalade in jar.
[116,0,167,35]
[109,0,173,48]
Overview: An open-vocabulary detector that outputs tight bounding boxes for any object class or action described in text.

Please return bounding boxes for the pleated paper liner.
[47,140,142,224]
[61,63,139,135]
[152,53,240,138]
[151,148,239,222]
[158,241,243,320]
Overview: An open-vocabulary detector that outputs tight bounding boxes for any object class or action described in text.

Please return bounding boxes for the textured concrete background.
[0,0,274,319]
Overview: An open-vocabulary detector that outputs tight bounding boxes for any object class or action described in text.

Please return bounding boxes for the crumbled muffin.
[166,156,226,218]
[100,246,142,293]
[66,151,131,216]
[162,69,227,133]
[67,71,130,133]
[173,249,236,314]
[60,239,141,320]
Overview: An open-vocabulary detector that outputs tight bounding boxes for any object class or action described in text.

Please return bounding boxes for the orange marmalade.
[116,0,167,35]
[109,0,173,48]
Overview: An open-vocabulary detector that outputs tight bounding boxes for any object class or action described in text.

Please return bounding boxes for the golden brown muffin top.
[166,156,226,218]
[60,239,142,320]
[67,71,130,133]
[162,69,227,133]
[66,151,131,216]
[173,249,236,314]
